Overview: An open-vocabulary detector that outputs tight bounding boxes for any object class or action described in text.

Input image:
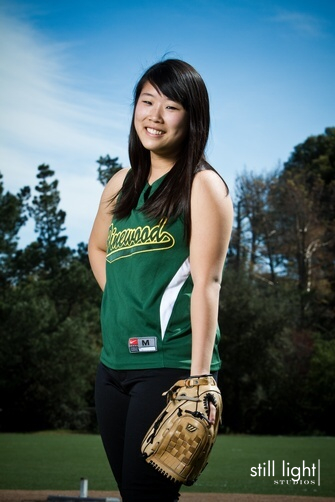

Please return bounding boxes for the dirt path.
[0,491,334,502]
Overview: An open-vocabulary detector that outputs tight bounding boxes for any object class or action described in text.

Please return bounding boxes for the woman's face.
[134,81,188,161]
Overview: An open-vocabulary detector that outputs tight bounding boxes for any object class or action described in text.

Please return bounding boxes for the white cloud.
[270,10,327,38]
[0,7,130,247]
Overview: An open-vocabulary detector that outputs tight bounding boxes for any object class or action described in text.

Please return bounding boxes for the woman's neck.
[148,153,175,184]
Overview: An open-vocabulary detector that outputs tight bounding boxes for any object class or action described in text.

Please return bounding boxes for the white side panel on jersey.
[160,257,190,340]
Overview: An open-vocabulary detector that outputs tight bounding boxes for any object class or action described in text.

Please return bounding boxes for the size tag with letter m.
[128,337,158,353]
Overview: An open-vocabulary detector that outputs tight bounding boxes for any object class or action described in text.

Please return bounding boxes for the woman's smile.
[146,127,164,136]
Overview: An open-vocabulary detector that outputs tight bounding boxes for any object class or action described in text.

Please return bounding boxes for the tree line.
[0,129,334,434]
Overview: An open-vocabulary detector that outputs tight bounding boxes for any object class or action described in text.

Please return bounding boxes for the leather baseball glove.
[141,375,222,485]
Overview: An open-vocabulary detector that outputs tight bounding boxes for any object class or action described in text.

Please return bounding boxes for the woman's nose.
[149,105,163,122]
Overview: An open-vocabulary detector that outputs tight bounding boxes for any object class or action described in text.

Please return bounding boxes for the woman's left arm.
[189,170,234,376]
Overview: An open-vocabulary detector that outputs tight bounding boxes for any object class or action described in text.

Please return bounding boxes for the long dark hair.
[112,58,223,242]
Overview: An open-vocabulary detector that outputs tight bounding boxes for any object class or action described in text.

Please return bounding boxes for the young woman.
[88,59,233,502]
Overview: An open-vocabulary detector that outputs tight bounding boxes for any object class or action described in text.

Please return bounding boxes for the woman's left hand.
[208,401,216,425]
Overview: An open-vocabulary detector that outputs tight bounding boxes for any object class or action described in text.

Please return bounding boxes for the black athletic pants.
[95,363,190,501]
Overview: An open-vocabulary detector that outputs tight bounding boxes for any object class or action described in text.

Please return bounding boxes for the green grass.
[1,432,334,497]
[194,434,335,497]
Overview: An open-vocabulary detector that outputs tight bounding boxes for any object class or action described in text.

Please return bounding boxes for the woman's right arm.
[88,168,130,291]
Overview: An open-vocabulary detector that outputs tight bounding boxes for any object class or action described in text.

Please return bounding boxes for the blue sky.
[1,0,334,247]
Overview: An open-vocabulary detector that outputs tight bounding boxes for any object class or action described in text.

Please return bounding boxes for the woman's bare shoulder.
[192,168,230,198]
[102,167,131,200]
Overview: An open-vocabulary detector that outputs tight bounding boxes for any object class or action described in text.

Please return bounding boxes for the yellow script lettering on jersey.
[106,219,175,263]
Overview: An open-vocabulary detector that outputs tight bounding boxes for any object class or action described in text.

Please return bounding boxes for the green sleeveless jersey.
[100,174,221,371]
